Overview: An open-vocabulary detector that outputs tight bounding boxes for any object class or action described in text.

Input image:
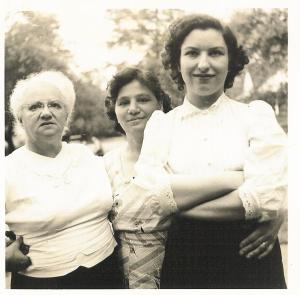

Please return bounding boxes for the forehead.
[181,28,226,49]
[22,81,64,104]
[117,80,155,98]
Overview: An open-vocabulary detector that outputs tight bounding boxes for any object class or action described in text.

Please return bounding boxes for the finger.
[245,242,269,259]
[240,231,261,248]
[239,236,265,256]
[258,244,274,260]
[20,257,32,269]
[12,236,23,248]
[6,238,14,247]
[14,255,32,271]
[20,243,30,255]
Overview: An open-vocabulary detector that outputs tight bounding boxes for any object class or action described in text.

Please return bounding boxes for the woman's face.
[179,28,229,104]
[115,80,161,135]
[20,81,68,145]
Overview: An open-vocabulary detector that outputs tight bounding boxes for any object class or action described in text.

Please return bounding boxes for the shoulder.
[103,147,122,172]
[223,97,275,120]
[247,100,275,116]
[65,142,106,168]
[5,146,26,168]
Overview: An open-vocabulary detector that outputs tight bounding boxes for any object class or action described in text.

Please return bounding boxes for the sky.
[4,0,285,80]
[4,0,239,74]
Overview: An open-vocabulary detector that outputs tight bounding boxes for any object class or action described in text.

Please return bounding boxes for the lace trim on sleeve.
[238,187,261,220]
[133,170,178,216]
[153,174,178,215]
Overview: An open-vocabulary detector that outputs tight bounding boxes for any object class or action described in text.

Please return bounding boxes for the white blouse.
[5,143,116,277]
[142,93,287,222]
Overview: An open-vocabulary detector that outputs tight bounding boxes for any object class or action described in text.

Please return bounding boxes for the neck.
[125,131,143,162]
[187,90,223,109]
[26,138,62,158]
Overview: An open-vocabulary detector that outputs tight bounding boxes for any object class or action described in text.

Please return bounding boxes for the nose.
[197,52,209,71]
[128,100,140,114]
[40,105,52,119]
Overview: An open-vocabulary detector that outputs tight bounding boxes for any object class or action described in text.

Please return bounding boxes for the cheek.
[115,109,125,124]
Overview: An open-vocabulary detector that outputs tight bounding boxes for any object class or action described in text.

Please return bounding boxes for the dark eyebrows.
[182,46,198,52]
[116,96,129,101]
[182,46,226,51]
[136,93,152,98]
[210,46,226,51]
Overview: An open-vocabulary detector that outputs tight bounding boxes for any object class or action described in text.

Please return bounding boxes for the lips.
[127,117,145,122]
[193,74,215,79]
[40,122,55,127]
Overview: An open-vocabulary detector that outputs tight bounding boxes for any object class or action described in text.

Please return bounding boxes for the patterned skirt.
[117,231,167,289]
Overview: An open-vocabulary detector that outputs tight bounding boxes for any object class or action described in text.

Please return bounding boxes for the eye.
[209,49,225,57]
[117,99,129,106]
[185,50,198,57]
[28,102,43,111]
[137,96,151,103]
[48,102,63,109]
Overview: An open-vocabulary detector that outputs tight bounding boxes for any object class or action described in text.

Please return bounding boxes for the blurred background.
[4,2,288,279]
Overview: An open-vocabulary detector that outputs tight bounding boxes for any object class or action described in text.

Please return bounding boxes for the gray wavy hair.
[9,71,76,129]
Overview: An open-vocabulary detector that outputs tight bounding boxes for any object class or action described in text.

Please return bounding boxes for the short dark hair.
[105,67,172,134]
[161,14,249,91]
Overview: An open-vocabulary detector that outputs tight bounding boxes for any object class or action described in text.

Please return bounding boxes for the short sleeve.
[238,100,287,222]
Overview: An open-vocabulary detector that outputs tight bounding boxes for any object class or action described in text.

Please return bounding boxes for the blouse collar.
[20,142,74,177]
[180,92,227,120]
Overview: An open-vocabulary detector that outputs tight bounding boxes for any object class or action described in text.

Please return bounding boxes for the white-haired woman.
[5,71,123,289]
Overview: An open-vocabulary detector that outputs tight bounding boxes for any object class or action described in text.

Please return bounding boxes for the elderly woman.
[139,14,287,288]
[5,71,122,289]
[104,67,244,288]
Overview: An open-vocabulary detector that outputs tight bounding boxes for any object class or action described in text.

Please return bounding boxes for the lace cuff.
[152,173,178,215]
[238,187,261,220]
[133,169,178,216]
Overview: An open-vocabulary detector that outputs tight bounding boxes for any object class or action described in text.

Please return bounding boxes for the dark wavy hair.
[105,67,172,134]
[161,14,249,91]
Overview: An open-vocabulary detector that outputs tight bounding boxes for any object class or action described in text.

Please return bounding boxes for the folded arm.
[170,171,243,211]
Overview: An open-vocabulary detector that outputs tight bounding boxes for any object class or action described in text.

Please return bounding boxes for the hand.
[239,214,284,259]
[6,237,32,272]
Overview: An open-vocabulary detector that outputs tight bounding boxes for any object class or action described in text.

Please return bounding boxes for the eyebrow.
[117,93,152,100]
[183,46,226,50]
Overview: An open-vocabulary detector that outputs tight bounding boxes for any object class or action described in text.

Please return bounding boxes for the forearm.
[170,172,243,211]
[179,190,246,221]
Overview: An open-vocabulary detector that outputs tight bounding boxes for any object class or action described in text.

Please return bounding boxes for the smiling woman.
[180,28,229,108]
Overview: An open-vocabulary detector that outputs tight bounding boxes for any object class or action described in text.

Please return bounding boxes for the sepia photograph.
[3,0,294,292]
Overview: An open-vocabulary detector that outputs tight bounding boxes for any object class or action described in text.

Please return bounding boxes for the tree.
[230,8,288,89]
[107,9,288,118]
[70,70,116,138]
[5,12,117,154]
[106,9,186,107]
[229,9,288,130]
[5,11,72,154]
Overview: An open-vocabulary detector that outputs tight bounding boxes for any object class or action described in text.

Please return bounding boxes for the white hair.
[9,71,76,128]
